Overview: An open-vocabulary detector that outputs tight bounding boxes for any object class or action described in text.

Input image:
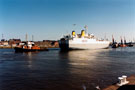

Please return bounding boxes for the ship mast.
[1,34,5,41]
[26,33,28,42]
[32,35,34,41]
[2,34,4,39]
[104,33,106,40]
[112,35,114,44]
[84,25,88,35]
[120,36,123,45]
[124,36,126,44]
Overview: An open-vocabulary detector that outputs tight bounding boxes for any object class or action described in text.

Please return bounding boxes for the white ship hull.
[59,38,110,50]
[69,40,109,49]
[69,43,109,49]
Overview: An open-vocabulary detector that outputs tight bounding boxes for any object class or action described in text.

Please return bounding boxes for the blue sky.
[0,0,135,41]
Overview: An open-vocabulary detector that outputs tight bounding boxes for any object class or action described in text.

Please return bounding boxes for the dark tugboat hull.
[112,44,119,48]
[14,47,48,52]
[128,45,133,47]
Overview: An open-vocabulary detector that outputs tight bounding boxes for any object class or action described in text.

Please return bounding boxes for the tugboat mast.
[26,33,28,42]
[32,35,34,41]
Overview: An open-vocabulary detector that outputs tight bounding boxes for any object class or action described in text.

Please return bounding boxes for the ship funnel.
[81,30,85,37]
[72,31,75,36]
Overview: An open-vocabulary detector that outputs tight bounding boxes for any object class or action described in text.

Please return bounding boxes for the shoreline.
[103,75,135,90]
[0,46,59,49]
[0,46,13,49]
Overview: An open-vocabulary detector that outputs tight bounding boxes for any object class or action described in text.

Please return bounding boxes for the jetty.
[103,75,135,90]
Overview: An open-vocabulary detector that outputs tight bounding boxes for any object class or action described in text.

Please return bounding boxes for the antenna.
[104,33,106,40]
[66,30,69,34]
[73,24,76,31]
[84,25,88,34]
[2,34,4,39]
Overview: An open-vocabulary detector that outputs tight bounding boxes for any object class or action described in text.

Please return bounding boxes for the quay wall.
[0,41,59,49]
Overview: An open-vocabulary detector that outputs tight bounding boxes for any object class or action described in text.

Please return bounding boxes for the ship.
[127,42,134,47]
[14,41,48,52]
[59,26,110,50]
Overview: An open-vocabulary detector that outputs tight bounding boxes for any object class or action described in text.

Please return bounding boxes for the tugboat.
[111,35,119,48]
[112,42,119,48]
[127,42,134,47]
[14,41,48,52]
[119,37,127,47]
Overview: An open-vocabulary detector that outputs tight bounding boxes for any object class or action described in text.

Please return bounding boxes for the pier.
[103,75,135,90]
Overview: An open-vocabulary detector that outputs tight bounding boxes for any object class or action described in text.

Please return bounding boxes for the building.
[34,40,59,48]
[8,39,21,47]
[3,41,9,46]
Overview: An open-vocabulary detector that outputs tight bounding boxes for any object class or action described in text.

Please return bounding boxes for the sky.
[0,0,135,41]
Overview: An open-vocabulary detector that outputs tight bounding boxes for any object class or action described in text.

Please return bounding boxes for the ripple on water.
[0,48,135,90]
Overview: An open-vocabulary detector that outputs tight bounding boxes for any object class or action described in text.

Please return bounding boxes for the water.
[0,47,135,90]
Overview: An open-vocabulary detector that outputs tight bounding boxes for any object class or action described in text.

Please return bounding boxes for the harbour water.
[0,47,135,90]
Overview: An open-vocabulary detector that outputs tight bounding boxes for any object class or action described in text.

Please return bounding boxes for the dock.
[103,75,135,90]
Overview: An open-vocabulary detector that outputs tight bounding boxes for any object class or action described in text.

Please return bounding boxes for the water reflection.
[68,49,106,65]
[22,52,38,69]
[59,49,110,69]
[25,52,33,68]
[58,49,111,89]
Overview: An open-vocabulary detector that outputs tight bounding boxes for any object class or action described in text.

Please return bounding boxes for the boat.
[59,26,110,50]
[127,42,134,47]
[119,37,127,47]
[14,41,48,52]
[112,43,119,48]
[111,35,119,48]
